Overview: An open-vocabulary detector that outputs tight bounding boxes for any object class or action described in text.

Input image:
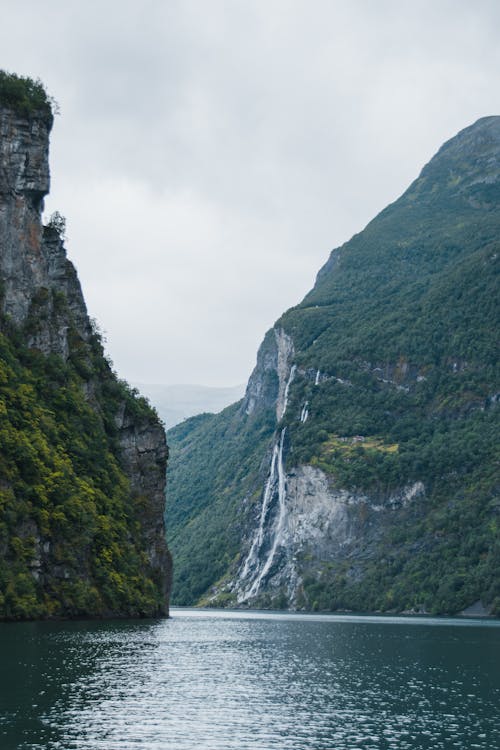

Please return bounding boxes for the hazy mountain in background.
[135,383,246,429]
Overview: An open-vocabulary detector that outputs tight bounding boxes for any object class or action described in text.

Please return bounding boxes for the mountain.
[133,383,246,429]
[0,72,171,620]
[167,116,500,616]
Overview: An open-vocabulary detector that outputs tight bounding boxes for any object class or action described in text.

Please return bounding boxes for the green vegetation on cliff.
[0,78,169,620]
[168,117,500,615]
[167,407,275,604]
[0,71,53,124]
[0,305,166,620]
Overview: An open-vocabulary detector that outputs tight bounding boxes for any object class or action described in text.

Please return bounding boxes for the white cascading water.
[300,401,309,423]
[280,365,296,419]
[315,369,320,385]
[238,428,287,601]
[239,442,279,583]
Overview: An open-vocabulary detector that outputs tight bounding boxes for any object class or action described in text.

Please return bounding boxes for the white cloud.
[2,0,500,385]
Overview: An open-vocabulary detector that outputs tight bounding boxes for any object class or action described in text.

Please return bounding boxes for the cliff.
[167,117,500,615]
[0,73,171,620]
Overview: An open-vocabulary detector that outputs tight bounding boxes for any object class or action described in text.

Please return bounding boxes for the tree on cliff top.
[0,70,54,124]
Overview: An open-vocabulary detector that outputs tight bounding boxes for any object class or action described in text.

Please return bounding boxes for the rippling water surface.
[0,609,499,749]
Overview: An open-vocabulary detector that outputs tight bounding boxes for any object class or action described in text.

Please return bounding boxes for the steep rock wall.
[227,320,429,608]
[0,93,171,619]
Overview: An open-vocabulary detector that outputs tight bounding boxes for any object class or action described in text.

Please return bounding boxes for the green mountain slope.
[167,406,275,604]
[167,117,500,616]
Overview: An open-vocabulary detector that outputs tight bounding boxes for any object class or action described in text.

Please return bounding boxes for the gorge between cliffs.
[1,74,498,627]
[0,64,498,750]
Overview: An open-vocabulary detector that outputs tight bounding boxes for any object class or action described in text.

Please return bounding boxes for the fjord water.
[1,610,499,750]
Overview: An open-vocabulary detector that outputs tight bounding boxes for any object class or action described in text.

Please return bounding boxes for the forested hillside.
[168,117,499,615]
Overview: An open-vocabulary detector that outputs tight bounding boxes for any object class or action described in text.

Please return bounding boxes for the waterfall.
[253,428,287,588]
[237,428,287,601]
[239,442,279,582]
[315,369,320,385]
[280,365,296,420]
[300,402,309,423]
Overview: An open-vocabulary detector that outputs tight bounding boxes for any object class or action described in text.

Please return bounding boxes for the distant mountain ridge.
[134,383,245,429]
[167,116,500,616]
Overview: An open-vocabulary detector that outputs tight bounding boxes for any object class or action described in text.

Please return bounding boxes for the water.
[238,427,288,602]
[1,609,499,749]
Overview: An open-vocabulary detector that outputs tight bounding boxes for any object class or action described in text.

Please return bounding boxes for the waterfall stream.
[239,442,279,583]
[280,365,296,420]
[237,428,287,601]
[300,401,309,423]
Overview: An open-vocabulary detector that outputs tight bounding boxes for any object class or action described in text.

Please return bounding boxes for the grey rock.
[231,459,425,607]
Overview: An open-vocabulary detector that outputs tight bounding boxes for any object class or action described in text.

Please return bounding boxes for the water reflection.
[0,611,499,749]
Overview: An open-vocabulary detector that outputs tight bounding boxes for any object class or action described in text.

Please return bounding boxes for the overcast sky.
[2,1,499,386]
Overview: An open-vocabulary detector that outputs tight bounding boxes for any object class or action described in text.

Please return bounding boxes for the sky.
[1,0,499,387]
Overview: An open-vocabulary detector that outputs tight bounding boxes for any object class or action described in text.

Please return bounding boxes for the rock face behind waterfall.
[0,74,171,620]
[167,116,500,616]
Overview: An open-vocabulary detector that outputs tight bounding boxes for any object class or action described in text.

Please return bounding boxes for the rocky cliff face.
[116,407,170,590]
[243,327,295,420]
[0,79,171,619]
[227,313,432,609]
[232,423,426,607]
[167,116,500,615]
[1,108,51,316]
[0,111,92,361]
